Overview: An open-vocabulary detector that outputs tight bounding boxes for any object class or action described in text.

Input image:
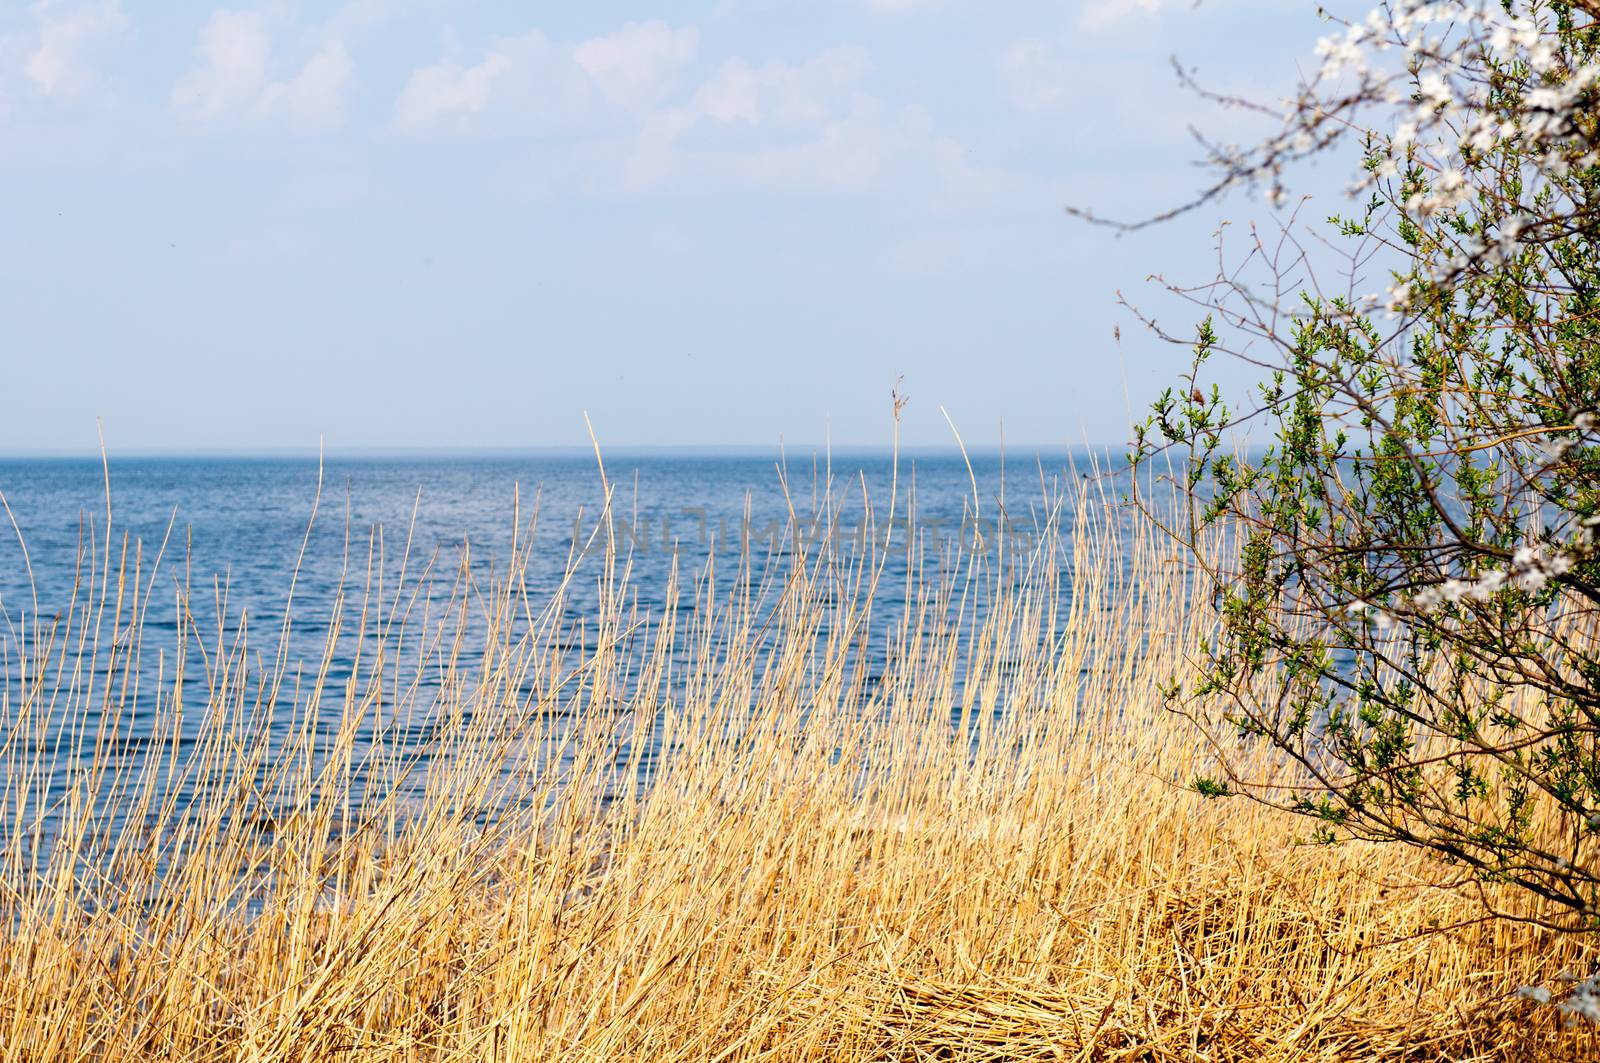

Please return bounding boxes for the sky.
[0,0,1335,454]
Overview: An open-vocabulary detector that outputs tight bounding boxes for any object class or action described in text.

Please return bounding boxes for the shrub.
[1126,0,1600,925]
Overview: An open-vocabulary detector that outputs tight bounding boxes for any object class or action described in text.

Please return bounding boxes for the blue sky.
[0,0,1329,453]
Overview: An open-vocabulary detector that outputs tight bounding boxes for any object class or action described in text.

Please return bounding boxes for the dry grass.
[0,463,1595,1061]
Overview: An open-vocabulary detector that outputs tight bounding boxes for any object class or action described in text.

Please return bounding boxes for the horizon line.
[0,441,1140,461]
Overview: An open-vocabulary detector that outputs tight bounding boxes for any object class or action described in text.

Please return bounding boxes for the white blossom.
[1560,975,1600,1025]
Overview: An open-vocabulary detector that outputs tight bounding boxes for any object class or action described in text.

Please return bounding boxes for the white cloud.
[572,21,697,113]
[997,39,1080,113]
[393,23,697,134]
[172,8,353,132]
[1079,0,1170,30]
[598,94,923,197]
[689,48,870,126]
[172,11,272,122]
[574,46,897,195]
[392,43,516,131]
[700,97,931,193]
[260,40,352,129]
[21,0,129,101]
[391,31,585,133]
[596,86,1031,206]
[395,25,1012,205]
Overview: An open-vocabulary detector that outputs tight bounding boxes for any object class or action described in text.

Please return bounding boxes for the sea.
[0,449,1132,632]
[0,449,1140,834]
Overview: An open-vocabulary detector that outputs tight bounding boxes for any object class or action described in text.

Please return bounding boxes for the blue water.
[0,449,1132,845]
[0,449,1117,630]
